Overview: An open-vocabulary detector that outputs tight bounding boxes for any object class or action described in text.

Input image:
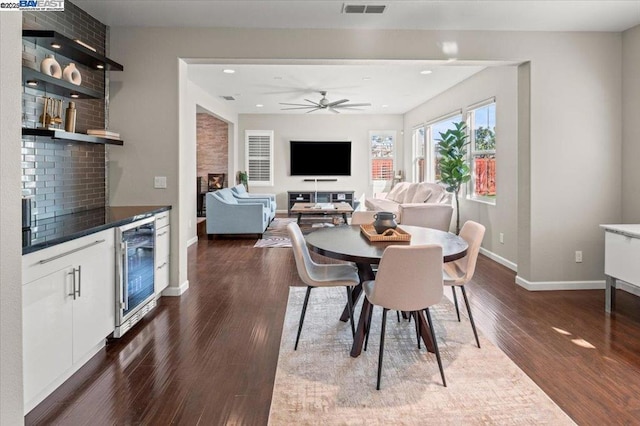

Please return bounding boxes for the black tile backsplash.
[21,1,110,218]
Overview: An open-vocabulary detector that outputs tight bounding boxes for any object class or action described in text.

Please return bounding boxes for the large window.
[370,130,395,179]
[468,101,496,202]
[426,113,463,183]
[245,130,274,187]
[411,126,425,182]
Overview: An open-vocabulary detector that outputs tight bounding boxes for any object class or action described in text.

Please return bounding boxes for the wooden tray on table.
[360,224,411,242]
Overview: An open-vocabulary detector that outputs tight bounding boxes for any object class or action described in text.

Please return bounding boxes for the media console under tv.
[287,190,355,216]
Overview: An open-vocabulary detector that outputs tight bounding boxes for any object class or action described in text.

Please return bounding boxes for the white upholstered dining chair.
[350,210,377,225]
[287,222,360,350]
[399,203,454,232]
[363,244,446,389]
[442,220,486,348]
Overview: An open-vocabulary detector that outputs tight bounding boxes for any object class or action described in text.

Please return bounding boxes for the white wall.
[0,12,25,425]
[403,66,518,267]
[238,114,403,210]
[107,27,623,288]
[622,25,640,223]
[182,77,239,245]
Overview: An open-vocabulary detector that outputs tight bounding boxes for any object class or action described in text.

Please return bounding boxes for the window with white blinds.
[245,130,274,186]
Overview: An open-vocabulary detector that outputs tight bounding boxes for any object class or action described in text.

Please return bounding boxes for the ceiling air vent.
[342,4,386,14]
[221,95,235,101]
[365,5,386,14]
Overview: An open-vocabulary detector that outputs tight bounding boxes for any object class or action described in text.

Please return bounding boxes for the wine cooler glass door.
[117,217,155,323]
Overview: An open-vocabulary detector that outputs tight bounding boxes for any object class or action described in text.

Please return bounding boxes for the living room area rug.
[254,217,344,248]
[268,286,575,425]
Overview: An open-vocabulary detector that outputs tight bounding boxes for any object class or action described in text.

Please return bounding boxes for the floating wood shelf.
[22,67,102,99]
[22,128,124,146]
[22,30,124,71]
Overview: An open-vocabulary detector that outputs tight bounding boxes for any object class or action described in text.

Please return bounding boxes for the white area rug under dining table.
[268,286,575,425]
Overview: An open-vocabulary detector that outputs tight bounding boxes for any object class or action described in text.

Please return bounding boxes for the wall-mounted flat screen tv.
[290,141,351,176]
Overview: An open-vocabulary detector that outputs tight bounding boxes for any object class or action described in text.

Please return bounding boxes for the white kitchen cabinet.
[155,211,171,295]
[601,224,640,313]
[22,228,115,413]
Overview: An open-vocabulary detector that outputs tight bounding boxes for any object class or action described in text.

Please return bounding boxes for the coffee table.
[290,202,354,225]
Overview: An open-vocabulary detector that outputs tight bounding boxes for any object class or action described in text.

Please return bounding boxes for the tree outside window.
[370,131,396,194]
[469,102,496,201]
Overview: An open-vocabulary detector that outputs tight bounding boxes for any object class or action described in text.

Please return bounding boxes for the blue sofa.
[230,184,276,221]
[206,188,270,237]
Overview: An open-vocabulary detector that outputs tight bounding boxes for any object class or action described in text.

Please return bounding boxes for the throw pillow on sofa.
[403,183,419,203]
[412,183,433,203]
[385,182,410,202]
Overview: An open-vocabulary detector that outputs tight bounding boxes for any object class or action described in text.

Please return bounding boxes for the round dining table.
[305,224,468,358]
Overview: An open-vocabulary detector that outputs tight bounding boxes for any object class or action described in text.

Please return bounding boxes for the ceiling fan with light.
[280,91,371,113]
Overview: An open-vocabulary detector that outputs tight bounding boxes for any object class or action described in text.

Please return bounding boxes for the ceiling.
[75,0,640,115]
[75,1,640,32]
[187,61,501,115]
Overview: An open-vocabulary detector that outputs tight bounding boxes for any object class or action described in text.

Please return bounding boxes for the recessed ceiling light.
[256,104,264,108]
[50,43,61,49]
[381,104,389,108]
[70,93,79,98]
[420,70,432,75]
[223,69,235,74]
[26,80,38,87]
[96,64,104,69]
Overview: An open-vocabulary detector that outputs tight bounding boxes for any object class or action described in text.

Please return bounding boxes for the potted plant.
[436,121,471,234]
[237,171,249,191]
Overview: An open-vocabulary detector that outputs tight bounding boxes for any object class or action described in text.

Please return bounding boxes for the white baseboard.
[162,280,189,296]
[187,236,198,247]
[515,276,605,291]
[479,247,517,272]
[616,280,640,297]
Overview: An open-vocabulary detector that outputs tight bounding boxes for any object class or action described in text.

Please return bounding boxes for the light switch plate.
[154,176,167,189]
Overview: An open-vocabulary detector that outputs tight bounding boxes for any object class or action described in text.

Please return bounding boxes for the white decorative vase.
[40,54,62,78]
[62,63,82,86]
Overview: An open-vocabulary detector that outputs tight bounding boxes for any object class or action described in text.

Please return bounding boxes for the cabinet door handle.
[68,269,77,300]
[157,231,168,237]
[39,239,106,264]
[157,261,168,270]
[76,265,82,298]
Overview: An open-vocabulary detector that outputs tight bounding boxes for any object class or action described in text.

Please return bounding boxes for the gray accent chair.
[230,184,276,221]
[206,188,270,237]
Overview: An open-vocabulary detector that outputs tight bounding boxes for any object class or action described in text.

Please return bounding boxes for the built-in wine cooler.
[114,216,156,338]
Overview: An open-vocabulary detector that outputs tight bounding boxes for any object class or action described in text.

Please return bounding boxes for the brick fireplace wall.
[21,1,109,219]
[197,113,229,190]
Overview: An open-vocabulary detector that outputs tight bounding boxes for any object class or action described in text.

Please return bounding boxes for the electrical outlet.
[154,176,167,189]
[575,251,583,263]
[499,233,504,244]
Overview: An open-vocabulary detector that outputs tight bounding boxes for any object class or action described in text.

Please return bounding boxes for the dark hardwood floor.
[26,229,640,425]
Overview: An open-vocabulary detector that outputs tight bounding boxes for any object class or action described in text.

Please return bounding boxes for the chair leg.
[413,311,421,349]
[294,286,313,350]
[424,308,446,387]
[346,286,355,337]
[460,285,481,348]
[396,310,401,323]
[377,308,388,390]
[364,304,374,351]
[451,286,461,322]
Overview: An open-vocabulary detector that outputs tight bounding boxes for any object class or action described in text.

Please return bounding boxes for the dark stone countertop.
[22,205,172,255]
